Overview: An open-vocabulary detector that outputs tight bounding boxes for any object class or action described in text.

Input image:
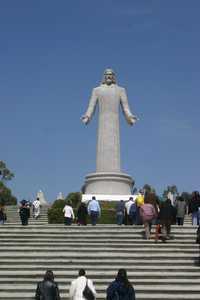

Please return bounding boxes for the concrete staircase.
[0,215,200,300]
[5,205,48,225]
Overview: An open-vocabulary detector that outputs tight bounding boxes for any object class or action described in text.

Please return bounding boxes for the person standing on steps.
[106,269,136,300]
[175,196,187,225]
[63,202,75,225]
[0,205,6,224]
[19,200,30,226]
[35,270,61,300]
[188,191,200,226]
[125,197,137,225]
[116,200,125,225]
[77,202,88,226]
[32,197,41,219]
[140,198,157,240]
[69,268,96,300]
[159,198,177,242]
[87,196,101,226]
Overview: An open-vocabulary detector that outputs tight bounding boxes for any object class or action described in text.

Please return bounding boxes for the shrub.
[65,192,82,208]
[48,207,65,224]
[48,192,119,224]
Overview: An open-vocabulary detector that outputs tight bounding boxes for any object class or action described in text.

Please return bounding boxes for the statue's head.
[102,68,116,85]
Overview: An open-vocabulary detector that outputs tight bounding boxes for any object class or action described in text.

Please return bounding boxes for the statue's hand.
[127,115,138,125]
[81,115,89,125]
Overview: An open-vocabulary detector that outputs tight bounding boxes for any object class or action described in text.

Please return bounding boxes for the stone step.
[0,242,198,248]
[0,265,200,272]
[0,239,197,245]
[0,291,200,300]
[0,244,198,252]
[0,226,196,231]
[0,252,198,259]
[1,278,200,284]
[0,219,199,300]
[0,258,196,264]
[1,283,200,292]
[0,231,196,236]
[1,269,200,276]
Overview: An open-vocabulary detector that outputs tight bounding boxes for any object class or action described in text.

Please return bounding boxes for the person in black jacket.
[19,200,30,226]
[106,269,136,300]
[159,198,176,242]
[35,270,61,300]
[77,202,88,225]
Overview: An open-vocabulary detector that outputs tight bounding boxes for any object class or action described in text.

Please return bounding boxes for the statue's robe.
[85,84,133,173]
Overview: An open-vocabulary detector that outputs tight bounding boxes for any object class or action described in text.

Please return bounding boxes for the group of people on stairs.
[35,268,136,300]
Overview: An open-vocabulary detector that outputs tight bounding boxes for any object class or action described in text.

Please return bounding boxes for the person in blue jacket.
[106,269,136,300]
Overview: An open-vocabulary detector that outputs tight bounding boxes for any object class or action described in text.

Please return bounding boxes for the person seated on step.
[106,269,136,300]
[35,270,61,300]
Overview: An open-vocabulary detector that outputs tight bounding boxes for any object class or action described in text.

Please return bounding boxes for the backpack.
[129,202,136,215]
[83,279,95,300]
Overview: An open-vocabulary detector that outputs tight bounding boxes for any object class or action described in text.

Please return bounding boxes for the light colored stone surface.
[36,190,48,206]
[82,70,137,194]
[56,192,64,200]
[1,216,200,300]
[82,194,137,202]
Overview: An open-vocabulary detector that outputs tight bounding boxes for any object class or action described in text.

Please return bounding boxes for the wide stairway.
[0,211,200,299]
[5,205,48,225]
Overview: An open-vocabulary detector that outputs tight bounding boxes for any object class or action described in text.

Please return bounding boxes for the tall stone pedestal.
[84,172,134,195]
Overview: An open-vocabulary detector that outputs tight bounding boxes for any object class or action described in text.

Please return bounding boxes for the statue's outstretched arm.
[120,88,138,125]
[82,88,98,125]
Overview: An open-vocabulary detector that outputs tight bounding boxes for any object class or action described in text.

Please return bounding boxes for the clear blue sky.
[1,0,199,202]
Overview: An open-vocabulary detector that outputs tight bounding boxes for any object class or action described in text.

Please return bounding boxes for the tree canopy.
[0,161,14,182]
[0,161,17,205]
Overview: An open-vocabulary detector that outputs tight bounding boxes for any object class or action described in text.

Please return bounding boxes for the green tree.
[0,161,17,205]
[0,181,17,206]
[143,184,156,194]
[65,192,82,208]
[0,161,14,182]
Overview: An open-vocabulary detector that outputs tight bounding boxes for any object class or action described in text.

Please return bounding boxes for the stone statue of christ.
[82,69,138,174]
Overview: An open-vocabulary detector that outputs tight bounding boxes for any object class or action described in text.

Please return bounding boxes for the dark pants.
[90,211,99,225]
[136,207,142,225]
[177,217,184,225]
[21,217,28,226]
[65,217,72,225]
[116,212,124,225]
[128,213,137,225]
[161,221,171,239]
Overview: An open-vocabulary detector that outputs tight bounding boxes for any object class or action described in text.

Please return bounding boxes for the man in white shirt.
[63,203,75,225]
[32,198,41,219]
[69,269,96,300]
[125,196,137,225]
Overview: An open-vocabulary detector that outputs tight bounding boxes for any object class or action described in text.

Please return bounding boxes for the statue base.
[83,172,134,195]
